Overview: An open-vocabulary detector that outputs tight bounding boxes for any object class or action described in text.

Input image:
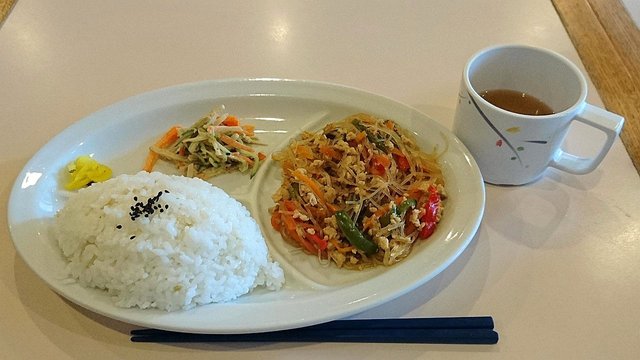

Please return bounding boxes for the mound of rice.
[54,171,284,311]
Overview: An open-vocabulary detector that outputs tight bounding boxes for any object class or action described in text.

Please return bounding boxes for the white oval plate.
[8,78,484,334]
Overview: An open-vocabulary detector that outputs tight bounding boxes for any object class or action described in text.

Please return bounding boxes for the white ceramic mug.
[452,44,624,185]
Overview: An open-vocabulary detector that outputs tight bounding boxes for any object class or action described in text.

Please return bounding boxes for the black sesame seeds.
[129,190,170,221]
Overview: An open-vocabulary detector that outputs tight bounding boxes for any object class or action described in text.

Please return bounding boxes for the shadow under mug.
[452,44,624,185]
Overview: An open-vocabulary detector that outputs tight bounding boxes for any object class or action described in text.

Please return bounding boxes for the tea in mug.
[480,89,554,116]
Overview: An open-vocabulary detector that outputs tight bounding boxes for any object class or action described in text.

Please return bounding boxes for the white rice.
[53,171,284,311]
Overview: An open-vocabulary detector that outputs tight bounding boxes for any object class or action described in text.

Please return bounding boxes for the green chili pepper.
[379,205,395,227]
[355,201,369,228]
[352,119,389,153]
[335,211,379,256]
[379,198,417,227]
[397,198,417,215]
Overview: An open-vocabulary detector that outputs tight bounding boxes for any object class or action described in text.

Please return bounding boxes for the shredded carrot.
[307,205,327,221]
[319,144,341,160]
[292,216,328,251]
[407,187,423,200]
[242,124,255,136]
[372,154,391,168]
[258,152,266,161]
[282,213,316,253]
[282,213,297,233]
[390,147,404,157]
[229,152,254,166]
[369,153,391,175]
[355,131,367,143]
[271,211,283,232]
[384,120,395,130]
[282,199,298,211]
[362,204,393,231]
[292,169,323,199]
[374,204,391,217]
[281,159,294,173]
[297,234,317,254]
[362,217,373,231]
[142,153,159,173]
[143,126,180,172]
[295,145,314,159]
[404,221,417,236]
[156,126,180,147]
[329,238,355,253]
[219,134,256,153]
[391,148,410,172]
[222,115,240,126]
[292,169,338,212]
[297,222,317,230]
[306,232,328,251]
[327,203,339,213]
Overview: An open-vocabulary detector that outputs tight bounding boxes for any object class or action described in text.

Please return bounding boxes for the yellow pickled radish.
[64,155,112,190]
[88,164,112,182]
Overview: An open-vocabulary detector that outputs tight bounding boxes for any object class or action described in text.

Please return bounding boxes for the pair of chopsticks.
[130,316,498,344]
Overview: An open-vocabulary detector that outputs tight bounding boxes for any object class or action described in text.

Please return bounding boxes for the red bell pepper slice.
[419,185,441,239]
[306,232,328,251]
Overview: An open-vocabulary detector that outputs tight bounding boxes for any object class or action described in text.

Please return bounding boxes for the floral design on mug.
[468,92,550,164]
[468,91,523,165]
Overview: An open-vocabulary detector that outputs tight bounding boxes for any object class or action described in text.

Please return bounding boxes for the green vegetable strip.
[380,198,417,227]
[396,198,417,216]
[379,205,395,228]
[335,211,379,256]
[352,119,389,153]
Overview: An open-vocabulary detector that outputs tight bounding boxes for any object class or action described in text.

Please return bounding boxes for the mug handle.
[550,104,624,174]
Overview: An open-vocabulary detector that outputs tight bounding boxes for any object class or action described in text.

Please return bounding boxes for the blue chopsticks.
[130,316,498,344]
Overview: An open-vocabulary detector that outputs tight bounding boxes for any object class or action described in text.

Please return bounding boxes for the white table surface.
[2,1,639,358]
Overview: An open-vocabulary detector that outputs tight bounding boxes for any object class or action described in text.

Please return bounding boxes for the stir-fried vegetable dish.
[270,113,445,269]
[143,106,266,178]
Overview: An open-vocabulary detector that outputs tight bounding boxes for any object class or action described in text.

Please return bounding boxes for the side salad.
[143,106,266,179]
